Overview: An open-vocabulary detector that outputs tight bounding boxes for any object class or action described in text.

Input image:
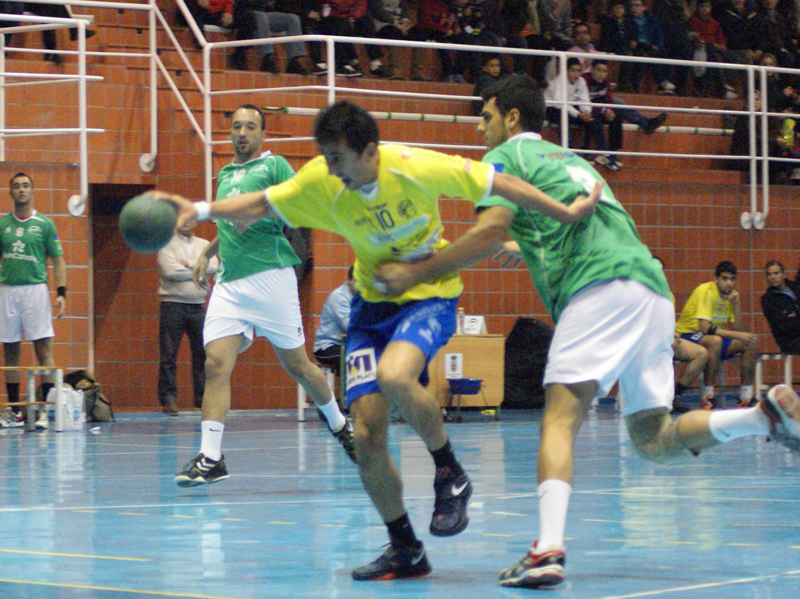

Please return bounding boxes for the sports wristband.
[194,201,212,221]
[57,286,66,299]
[707,325,718,336]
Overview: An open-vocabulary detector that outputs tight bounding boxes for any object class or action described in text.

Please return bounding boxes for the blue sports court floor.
[1,405,799,599]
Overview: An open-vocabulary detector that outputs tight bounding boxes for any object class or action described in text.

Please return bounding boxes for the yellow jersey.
[267,145,494,303]
[675,281,735,334]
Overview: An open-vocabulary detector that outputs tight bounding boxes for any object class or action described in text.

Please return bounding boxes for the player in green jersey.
[0,172,66,429]
[156,100,600,581]
[173,105,354,488]
[372,75,800,589]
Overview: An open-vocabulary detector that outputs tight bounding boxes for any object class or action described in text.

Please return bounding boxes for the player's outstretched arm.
[374,205,515,297]
[157,190,274,228]
[491,173,603,223]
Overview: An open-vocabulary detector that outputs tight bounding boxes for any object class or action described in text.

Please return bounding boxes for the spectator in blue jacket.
[627,0,673,93]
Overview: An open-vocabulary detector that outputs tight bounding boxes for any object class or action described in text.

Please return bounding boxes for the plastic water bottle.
[457,307,465,334]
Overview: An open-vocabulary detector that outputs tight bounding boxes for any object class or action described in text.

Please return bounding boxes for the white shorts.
[203,267,305,353]
[0,283,54,343]
[543,279,675,416]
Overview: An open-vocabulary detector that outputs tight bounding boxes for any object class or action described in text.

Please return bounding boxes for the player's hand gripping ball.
[118,193,178,253]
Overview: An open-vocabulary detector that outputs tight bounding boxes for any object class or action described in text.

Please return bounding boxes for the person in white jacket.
[157,221,219,416]
[544,57,613,167]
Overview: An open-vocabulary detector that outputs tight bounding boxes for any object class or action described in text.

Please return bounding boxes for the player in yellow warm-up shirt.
[159,101,600,582]
[676,261,759,409]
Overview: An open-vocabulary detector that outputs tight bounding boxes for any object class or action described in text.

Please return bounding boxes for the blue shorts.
[680,332,735,360]
[343,294,458,406]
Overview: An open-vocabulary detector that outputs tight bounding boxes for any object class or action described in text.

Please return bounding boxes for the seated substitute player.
[158,100,600,581]
[675,261,759,409]
[371,74,800,589]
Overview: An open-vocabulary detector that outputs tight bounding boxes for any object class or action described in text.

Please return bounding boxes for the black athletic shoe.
[351,542,431,581]
[174,453,229,487]
[671,398,691,414]
[330,419,357,464]
[643,112,667,135]
[430,467,472,536]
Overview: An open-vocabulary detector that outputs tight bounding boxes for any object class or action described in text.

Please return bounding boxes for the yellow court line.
[484,533,513,538]
[168,515,196,519]
[725,542,760,547]
[0,549,151,562]
[120,512,148,516]
[220,518,244,522]
[267,521,296,525]
[0,579,248,599]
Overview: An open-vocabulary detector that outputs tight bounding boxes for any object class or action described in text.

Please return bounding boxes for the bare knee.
[626,410,695,465]
[352,404,389,467]
[204,351,232,381]
[376,362,414,400]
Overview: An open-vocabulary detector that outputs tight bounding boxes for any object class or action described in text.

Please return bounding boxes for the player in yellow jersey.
[157,101,600,581]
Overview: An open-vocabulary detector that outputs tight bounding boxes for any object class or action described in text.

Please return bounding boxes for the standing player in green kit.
[174,104,354,487]
[373,75,800,589]
[0,172,66,429]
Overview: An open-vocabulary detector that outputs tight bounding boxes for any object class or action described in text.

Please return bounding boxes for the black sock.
[6,382,20,415]
[675,383,688,398]
[430,440,464,477]
[386,513,418,548]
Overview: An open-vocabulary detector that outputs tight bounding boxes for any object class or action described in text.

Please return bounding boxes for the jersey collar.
[508,132,542,143]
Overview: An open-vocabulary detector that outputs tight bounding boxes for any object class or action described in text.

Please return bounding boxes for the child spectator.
[473,54,508,115]
[652,0,694,95]
[598,0,637,92]
[627,0,673,93]
[584,59,668,171]
[689,0,740,99]
[545,57,610,163]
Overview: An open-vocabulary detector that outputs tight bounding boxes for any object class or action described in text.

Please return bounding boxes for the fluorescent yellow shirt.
[267,145,495,303]
[675,281,735,334]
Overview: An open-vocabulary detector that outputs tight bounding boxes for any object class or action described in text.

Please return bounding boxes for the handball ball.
[118,193,177,253]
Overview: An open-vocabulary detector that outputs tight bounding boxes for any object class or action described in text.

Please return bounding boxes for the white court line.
[602,570,800,598]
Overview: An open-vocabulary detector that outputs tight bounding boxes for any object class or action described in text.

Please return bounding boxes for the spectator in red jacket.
[689,0,741,99]
[184,0,257,70]
[416,0,465,82]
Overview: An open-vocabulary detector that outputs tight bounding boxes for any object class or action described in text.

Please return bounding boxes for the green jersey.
[214,151,300,283]
[480,133,670,322]
[0,211,63,286]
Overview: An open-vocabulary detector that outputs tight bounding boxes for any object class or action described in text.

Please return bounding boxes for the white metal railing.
[165,2,791,230]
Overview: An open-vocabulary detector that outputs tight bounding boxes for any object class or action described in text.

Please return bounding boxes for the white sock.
[317,397,346,431]
[370,59,381,70]
[200,421,225,461]
[702,385,715,398]
[740,385,754,401]
[708,408,770,443]
[537,479,572,550]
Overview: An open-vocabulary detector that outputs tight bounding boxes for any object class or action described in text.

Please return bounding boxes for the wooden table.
[428,334,505,409]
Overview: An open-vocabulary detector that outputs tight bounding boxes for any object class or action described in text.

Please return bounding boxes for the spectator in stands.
[415,0,465,82]
[627,0,673,93]
[371,0,415,80]
[715,0,758,66]
[689,0,740,99]
[480,0,534,75]
[675,260,760,409]
[249,1,310,74]
[449,0,500,83]
[761,260,800,354]
[599,0,635,57]
[539,0,573,51]
[0,3,97,65]
[311,0,388,78]
[729,89,797,183]
[567,21,600,74]
[184,0,257,70]
[584,59,668,171]
[652,0,694,95]
[751,0,799,69]
[545,57,610,160]
[472,54,508,115]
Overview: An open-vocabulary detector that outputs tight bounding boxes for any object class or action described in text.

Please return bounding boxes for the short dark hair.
[347,265,355,279]
[567,57,581,70]
[10,172,31,189]
[715,261,737,277]
[574,22,590,33]
[765,260,785,272]
[482,74,546,134]
[313,101,380,155]
[235,104,265,130]
[592,59,609,68]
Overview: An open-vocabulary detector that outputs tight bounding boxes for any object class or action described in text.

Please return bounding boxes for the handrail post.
[326,36,335,105]
[0,34,5,162]
[759,66,769,227]
[204,43,212,201]
[741,67,756,230]
[558,53,568,149]
[139,0,157,172]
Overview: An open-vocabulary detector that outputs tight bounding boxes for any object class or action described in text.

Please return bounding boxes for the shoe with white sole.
[762,385,800,453]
